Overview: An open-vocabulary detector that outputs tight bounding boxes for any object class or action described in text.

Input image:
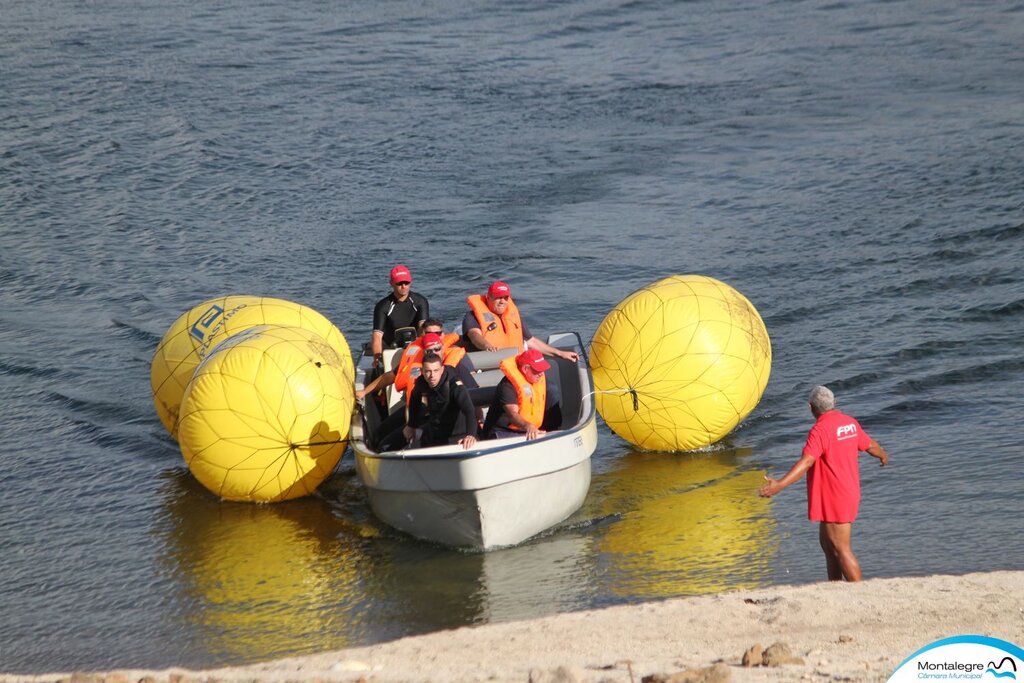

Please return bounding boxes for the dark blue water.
[2,0,1022,673]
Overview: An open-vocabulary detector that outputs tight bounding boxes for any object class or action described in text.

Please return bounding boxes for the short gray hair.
[808,385,835,413]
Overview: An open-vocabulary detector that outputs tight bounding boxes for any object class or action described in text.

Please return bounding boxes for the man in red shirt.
[759,385,889,582]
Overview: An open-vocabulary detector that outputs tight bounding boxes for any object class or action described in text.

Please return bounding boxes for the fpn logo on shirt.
[836,423,858,441]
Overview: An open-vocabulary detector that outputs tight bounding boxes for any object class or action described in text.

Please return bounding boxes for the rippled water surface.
[2,0,1022,673]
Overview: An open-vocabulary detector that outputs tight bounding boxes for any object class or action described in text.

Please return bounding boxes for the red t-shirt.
[802,410,872,523]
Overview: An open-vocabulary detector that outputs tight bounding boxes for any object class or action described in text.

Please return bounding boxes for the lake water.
[2,0,1022,673]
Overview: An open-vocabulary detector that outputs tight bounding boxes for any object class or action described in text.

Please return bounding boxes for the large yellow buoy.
[590,274,771,451]
[177,325,353,502]
[151,295,353,440]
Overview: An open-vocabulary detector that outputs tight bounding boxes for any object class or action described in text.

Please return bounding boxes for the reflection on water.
[154,470,370,664]
[152,448,778,666]
[593,447,777,599]
[475,533,594,623]
[153,467,599,664]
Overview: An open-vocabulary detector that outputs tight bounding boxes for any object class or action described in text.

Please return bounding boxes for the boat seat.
[463,348,517,372]
[467,385,497,408]
[382,347,404,372]
[469,368,504,388]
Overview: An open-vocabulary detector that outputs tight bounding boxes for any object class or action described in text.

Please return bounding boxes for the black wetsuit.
[379,367,477,450]
[373,291,429,347]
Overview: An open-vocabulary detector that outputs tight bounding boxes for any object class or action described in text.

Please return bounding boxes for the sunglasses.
[426,345,443,353]
[392,280,411,286]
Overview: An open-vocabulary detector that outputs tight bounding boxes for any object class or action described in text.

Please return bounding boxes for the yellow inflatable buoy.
[590,274,771,451]
[150,295,353,440]
[177,325,354,502]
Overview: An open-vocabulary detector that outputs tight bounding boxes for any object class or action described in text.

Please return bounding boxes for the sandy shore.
[4,571,1022,683]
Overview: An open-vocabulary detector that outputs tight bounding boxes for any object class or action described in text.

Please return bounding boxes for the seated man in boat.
[380,353,478,451]
[360,321,475,448]
[370,264,430,368]
[481,348,563,441]
[360,319,476,399]
[360,317,443,434]
[459,280,578,364]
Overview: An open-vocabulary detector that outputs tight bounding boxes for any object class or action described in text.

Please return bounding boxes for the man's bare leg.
[822,521,862,582]
[818,522,843,581]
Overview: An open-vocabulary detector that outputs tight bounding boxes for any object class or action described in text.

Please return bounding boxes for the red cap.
[421,332,443,350]
[516,348,550,372]
[390,265,412,283]
[488,281,511,298]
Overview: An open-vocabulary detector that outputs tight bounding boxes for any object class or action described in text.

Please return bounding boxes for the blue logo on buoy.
[190,304,224,341]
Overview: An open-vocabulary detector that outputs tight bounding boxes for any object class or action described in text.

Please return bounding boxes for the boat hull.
[351,332,598,550]
[360,455,592,550]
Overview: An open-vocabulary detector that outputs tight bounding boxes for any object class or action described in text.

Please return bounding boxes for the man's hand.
[559,350,579,363]
[866,439,889,467]
[758,474,781,498]
[524,424,544,440]
[459,435,477,449]
[467,328,496,352]
[759,455,815,498]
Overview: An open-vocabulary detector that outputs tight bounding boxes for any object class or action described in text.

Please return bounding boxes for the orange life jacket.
[466,294,524,350]
[394,333,466,392]
[498,356,546,431]
[440,333,466,367]
[393,340,426,392]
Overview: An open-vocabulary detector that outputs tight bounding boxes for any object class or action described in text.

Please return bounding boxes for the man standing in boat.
[460,280,578,363]
[397,353,478,450]
[481,348,563,441]
[759,385,889,582]
[370,264,430,367]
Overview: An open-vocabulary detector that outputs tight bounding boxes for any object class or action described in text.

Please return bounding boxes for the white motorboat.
[350,332,598,550]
